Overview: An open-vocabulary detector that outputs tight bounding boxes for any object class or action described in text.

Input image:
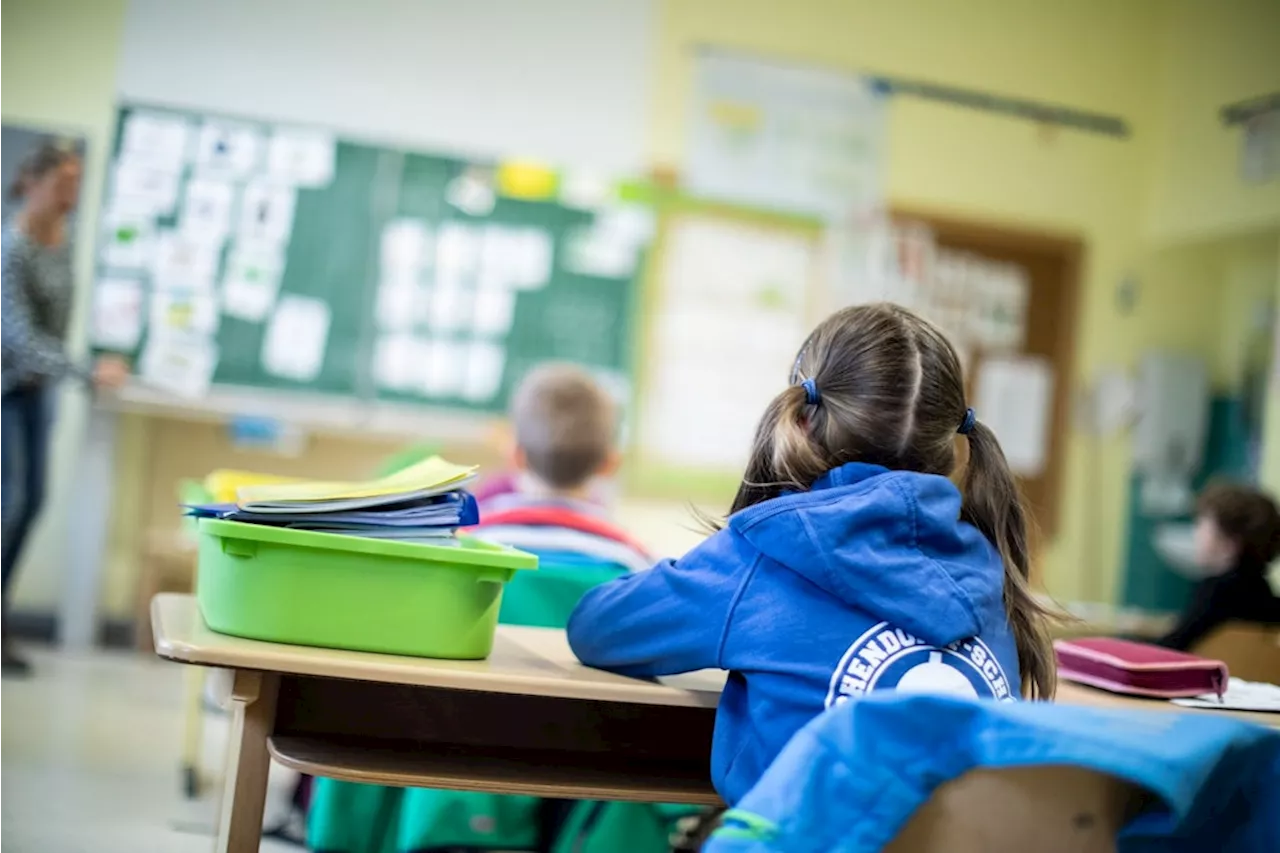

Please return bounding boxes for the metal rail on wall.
[695,45,1131,139]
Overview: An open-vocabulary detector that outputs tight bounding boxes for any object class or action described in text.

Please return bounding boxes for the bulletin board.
[89,103,650,416]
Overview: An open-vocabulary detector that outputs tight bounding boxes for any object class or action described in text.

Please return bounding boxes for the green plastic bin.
[195,519,537,659]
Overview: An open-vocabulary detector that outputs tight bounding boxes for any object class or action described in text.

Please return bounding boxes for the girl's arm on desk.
[566,529,757,678]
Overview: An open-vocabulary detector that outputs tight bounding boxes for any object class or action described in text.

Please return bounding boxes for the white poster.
[89,277,145,351]
[120,112,191,172]
[381,219,433,286]
[151,230,219,291]
[425,285,474,332]
[180,178,236,244]
[462,341,506,402]
[472,288,517,337]
[138,336,218,398]
[261,295,330,382]
[435,222,483,286]
[372,333,431,392]
[194,120,263,179]
[238,181,296,245]
[375,284,428,332]
[641,217,814,470]
[99,213,154,270]
[420,339,466,398]
[151,291,220,339]
[478,226,552,290]
[687,51,886,219]
[973,355,1054,477]
[221,242,285,322]
[110,161,181,216]
[267,128,335,187]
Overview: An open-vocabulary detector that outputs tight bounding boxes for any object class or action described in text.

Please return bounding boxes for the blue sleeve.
[566,528,758,677]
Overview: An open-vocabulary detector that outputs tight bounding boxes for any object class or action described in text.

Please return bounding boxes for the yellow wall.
[655,0,1170,602]
[1144,0,1280,244]
[1,0,129,610]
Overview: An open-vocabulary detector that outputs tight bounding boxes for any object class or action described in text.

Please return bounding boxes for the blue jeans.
[2,385,55,599]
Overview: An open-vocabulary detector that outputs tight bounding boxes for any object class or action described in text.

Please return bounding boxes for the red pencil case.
[1054,637,1228,698]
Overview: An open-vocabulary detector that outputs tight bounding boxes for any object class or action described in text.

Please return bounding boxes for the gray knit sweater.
[1,223,81,394]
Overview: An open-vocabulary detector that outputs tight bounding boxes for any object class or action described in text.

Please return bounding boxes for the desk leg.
[217,669,279,853]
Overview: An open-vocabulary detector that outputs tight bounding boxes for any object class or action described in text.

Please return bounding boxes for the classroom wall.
[117,0,653,175]
[1,0,130,611]
[653,0,1169,603]
[1143,0,1280,245]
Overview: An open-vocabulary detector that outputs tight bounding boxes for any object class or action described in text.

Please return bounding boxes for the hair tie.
[800,378,821,406]
[958,408,976,435]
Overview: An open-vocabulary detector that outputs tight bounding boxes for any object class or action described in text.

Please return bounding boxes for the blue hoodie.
[566,462,1021,805]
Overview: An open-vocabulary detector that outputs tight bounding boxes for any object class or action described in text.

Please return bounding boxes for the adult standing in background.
[2,139,128,677]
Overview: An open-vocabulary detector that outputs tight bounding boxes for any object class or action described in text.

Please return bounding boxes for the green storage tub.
[195,519,537,659]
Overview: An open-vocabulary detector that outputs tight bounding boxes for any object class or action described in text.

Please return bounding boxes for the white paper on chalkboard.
[462,341,506,402]
[267,128,335,187]
[221,241,285,322]
[373,333,432,393]
[151,290,220,339]
[239,181,296,245]
[420,339,466,398]
[99,213,154,270]
[375,283,427,332]
[425,285,474,332]
[381,219,433,280]
[152,231,219,291]
[478,226,552,291]
[436,223,483,284]
[472,288,516,337]
[89,277,145,351]
[111,161,181,216]
[973,355,1054,477]
[194,120,262,180]
[180,178,236,243]
[138,336,218,398]
[563,226,636,278]
[262,295,330,382]
[121,112,191,172]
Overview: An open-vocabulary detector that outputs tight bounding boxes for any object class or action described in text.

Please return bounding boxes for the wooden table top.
[151,594,724,708]
[154,594,1276,726]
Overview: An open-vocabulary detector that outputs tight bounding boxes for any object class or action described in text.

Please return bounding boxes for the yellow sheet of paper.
[235,456,477,504]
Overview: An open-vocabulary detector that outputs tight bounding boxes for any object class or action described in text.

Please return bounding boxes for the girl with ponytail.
[568,303,1057,806]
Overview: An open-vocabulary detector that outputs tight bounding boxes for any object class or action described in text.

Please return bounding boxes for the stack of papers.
[1171,678,1280,713]
[187,456,480,543]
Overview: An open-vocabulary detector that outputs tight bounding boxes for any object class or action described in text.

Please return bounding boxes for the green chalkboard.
[92,104,646,415]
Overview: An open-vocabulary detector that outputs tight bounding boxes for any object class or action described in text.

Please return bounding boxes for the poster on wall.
[641,215,815,471]
[686,49,887,220]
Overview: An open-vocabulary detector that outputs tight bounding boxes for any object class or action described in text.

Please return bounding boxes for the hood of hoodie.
[728,462,1005,647]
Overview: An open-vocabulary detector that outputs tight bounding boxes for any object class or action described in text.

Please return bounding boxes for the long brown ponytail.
[959,421,1057,699]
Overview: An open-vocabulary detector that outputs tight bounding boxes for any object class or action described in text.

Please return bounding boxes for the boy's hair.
[510,363,617,490]
[1197,482,1280,568]
[728,302,1057,699]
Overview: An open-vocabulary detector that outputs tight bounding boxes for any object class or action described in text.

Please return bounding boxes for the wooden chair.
[1192,622,1280,684]
[886,766,1143,853]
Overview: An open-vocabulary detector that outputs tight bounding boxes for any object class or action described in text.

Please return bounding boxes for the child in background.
[568,302,1058,807]
[468,363,650,573]
[308,363,666,853]
[1158,481,1280,651]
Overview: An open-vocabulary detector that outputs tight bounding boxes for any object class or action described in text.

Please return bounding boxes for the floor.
[2,642,298,853]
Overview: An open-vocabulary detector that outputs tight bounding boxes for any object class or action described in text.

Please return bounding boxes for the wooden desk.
[151,594,723,853]
[153,594,1277,851]
[1055,680,1278,729]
